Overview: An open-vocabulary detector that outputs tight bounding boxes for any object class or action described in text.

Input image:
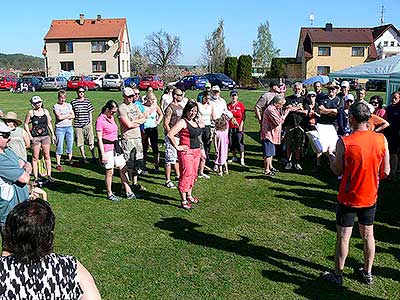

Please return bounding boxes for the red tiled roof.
[298,26,378,59]
[44,18,126,40]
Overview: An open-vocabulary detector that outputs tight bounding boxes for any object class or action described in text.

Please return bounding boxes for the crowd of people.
[0,78,398,296]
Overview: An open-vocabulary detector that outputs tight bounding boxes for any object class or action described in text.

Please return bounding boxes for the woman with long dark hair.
[96,100,135,201]
[167,100,204,209]
[1,199,101,299]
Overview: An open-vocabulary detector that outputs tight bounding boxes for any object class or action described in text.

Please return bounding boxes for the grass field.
[0,88,399,300]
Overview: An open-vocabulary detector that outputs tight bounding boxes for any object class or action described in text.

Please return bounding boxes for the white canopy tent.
[329,55,400,104]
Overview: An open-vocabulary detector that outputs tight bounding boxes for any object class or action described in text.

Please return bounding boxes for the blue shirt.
[0,148,29,225]
[134,101,145,131]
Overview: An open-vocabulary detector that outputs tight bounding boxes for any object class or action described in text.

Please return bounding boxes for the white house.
[372,24,400,59]
[43,14,131,77]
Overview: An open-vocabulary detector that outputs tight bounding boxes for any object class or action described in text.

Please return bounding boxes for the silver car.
[42,77,68,90]
[102,74,123,90]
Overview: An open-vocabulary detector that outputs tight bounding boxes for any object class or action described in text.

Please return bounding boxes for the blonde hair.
[214,117,228,131]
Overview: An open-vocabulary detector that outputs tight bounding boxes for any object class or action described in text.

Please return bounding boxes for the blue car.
[204,73,235,90]
[124,76,141,88]
[176,75,209,90]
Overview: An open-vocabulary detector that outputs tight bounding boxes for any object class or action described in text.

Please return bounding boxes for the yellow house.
[296,23,378,79]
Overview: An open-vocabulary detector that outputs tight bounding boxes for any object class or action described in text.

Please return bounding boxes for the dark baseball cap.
[230,90,238,96]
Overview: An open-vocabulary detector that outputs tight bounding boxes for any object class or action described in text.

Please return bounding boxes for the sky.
[1,0,399,65]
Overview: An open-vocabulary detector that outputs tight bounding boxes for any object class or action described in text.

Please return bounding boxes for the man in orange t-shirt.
[321,102,390,287]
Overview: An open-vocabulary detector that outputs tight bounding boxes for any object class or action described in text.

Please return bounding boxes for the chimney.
[97,14,101,21]
[325,23,333,31]
[79,13,85,25]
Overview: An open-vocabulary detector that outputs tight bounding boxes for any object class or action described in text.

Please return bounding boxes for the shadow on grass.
[154,217,325,271]
[261,270,385,300]
[140,190,181,208]
[270,186,337,212]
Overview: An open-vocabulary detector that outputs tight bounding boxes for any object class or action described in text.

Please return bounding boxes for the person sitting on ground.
[1,199,101,299]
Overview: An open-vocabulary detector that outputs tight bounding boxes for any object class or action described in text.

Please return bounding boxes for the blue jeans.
[55,126,74,155]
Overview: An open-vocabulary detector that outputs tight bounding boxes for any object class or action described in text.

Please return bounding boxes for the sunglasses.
[134,93,140,95]
[0,132,11,139]
[33,101,42,104]
[78,91,85,93]
[371,102,378,105]
[175,93,183,97]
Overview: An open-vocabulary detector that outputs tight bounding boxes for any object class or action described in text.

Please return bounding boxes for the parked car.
[124,76,141,88]
[138,75,164,90]
[204,73,235,89]
[102,73,123,90]
[175,75,209,90]
[89,75,103,89]
[366,80,386,92]
[67,76,97,90]
[42,77,68,90]
[16,77,43,91]
[0,76,18,90]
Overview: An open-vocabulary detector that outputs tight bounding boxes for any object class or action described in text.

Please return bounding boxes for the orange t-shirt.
[338,130,386,208]
[368,114,386,131]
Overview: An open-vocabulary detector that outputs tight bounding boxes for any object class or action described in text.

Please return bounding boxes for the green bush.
[237,55,252,87]
[224,57,238,82]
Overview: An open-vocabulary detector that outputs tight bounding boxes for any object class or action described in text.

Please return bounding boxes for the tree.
[237,55,253,87]
[224,57,238,82]
[252,21,280,75]
[143,30,182,72]
[130,46,148,75]
[201,20,230,73]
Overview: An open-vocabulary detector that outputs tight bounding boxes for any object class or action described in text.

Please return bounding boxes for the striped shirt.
[71,98,94,128]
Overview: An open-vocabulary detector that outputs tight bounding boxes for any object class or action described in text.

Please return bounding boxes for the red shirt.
[227,101,245,129]
[338,131,386,208]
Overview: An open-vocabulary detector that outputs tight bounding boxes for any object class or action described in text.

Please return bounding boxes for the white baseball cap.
[0,122,12,134]
[30,95,43,104]
[123,87,135,97]
[341,81,350,88]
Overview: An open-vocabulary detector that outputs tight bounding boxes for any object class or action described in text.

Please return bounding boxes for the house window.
[384,41,388,46]
[126,60,129,73]
[60,61,74,71]
[318,47,331,56]
[59,42,73,53]
[91,41,106,53]
[391,41,395,47]
[92,61,106,72]
[122,60,125,72]
[352,47,365,57]
[317,66,330,75]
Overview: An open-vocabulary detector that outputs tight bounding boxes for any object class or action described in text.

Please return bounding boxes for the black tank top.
[179,119,203,149]
[31,110,49,137]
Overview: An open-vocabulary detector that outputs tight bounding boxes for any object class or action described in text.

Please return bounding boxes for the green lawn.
[0,88,398,300]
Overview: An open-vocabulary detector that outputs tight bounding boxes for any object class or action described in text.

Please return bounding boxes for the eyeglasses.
[134,93,140,96]
[175,93,183,97]
[0,132,11,139]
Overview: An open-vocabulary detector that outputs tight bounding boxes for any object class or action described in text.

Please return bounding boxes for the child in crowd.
[214,117,229,176]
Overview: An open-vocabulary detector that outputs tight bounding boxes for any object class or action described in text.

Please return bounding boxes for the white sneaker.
[198,173,210,179]
[285,162,293,170]
[240,159,245,166]
[293,163,302,171]
[228,157,239,163]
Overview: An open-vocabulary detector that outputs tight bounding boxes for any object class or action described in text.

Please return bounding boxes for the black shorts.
[336,202,377,227]
[143,127,159,153]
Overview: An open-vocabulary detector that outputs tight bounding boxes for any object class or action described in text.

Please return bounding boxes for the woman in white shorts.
[96,100,135,201]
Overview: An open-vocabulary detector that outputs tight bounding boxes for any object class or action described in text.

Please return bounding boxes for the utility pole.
[380,5,384,25]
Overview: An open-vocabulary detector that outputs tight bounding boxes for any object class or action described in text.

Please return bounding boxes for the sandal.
[187,196,199,204]
[181,201,192,210]
[263,171,275,177]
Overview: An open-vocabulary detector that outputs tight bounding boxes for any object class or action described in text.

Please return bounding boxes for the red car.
[67,76,97,90]
[138,75,164,90]
[0,76,18,90]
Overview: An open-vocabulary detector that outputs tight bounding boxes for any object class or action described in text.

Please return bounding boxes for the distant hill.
[0,53,43,70]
